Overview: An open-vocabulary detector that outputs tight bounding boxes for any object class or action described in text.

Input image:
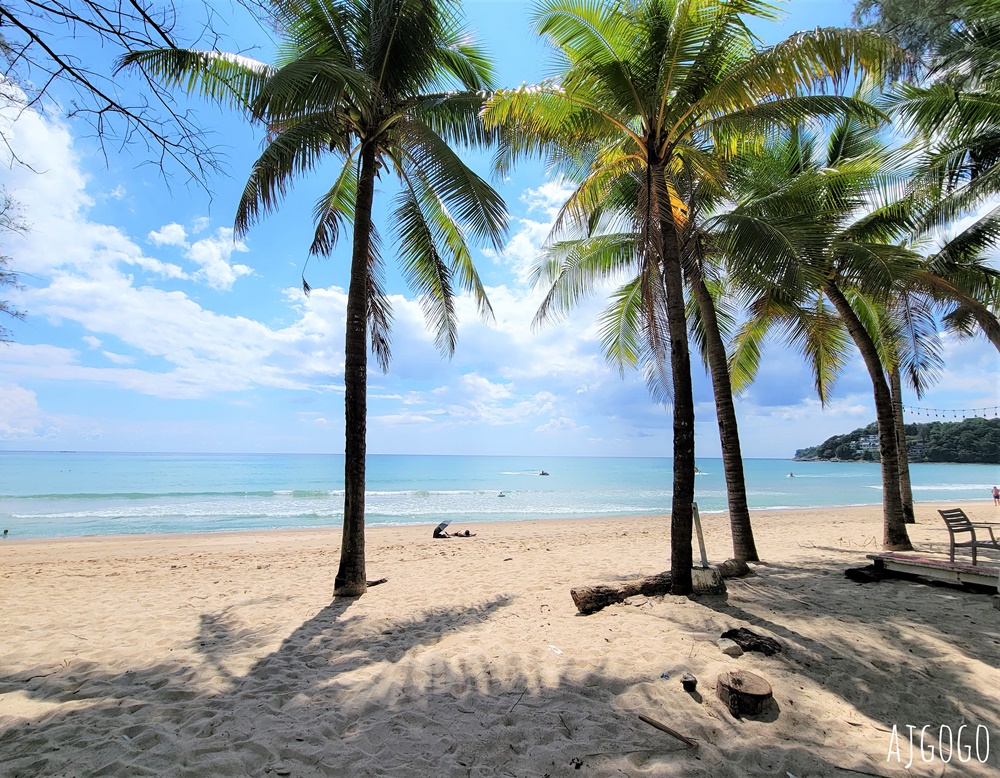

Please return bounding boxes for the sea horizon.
[2,451,997,540]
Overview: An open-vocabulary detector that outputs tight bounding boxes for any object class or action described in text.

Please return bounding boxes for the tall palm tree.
[484,0,907,592]
[123,0,508,597]
[681,178,760,561]
[720,118,934,549]
[887,0,1000,514]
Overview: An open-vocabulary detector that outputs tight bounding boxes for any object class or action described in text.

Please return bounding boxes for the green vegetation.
[1,189,26,342]
[795,417,1000,464]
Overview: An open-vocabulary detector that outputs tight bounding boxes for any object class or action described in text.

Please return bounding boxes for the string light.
[902,405,1000,419]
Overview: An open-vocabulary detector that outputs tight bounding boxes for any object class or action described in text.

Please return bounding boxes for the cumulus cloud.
[146,222,252,290]
[148,223,188,247]
[186,228,253,290]
[485,180,576,284]
[0,384,56,439]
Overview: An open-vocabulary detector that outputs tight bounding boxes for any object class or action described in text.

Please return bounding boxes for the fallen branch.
[367,578,388,587]
[572,560,751,615]
[636,713,699,749]
[571,572,672,615]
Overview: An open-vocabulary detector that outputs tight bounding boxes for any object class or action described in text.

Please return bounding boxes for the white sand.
[1,502,999,777]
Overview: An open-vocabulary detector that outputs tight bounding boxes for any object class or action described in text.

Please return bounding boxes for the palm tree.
[888,0,1000,514]
[123,0,508,597]
[720,118,934,549]
[680,178,760,561]
[484,0,907,592]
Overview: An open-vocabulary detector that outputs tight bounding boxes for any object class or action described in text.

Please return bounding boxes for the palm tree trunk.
[653,174,695,595]
[334,143,378,597]
[688,271,759,562]
[889,368,915,524]
[824,283,912,550]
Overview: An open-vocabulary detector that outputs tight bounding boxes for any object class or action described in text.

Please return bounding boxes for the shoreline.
[1,496,995,544]
[2,501,998,776]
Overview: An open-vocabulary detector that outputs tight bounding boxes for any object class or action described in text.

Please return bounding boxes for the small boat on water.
[539,470,549,476]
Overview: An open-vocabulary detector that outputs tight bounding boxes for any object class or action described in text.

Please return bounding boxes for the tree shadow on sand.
[1,556,999,777]
[670,554,1000,754]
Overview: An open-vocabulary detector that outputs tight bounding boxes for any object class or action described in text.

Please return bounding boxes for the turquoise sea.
[0,452,997,539]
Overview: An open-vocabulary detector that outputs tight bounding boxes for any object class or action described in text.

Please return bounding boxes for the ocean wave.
[910,483,993,491]
[1,490,281,501]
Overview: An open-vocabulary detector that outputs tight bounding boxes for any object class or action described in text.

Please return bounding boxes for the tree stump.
[717,559,751,578]
[570,571,672,614]
[716,670,772,717]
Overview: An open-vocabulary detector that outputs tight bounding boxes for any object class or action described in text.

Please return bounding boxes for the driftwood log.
[570,560,753,615]
[719,627,781,656]
[716,670,772,717]
[571,572,673,615]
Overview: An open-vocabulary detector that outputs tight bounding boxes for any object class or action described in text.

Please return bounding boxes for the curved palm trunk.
[688,272,759,562]
[824,283,912,550]
[334,143,378,597]
[890,369,915,524]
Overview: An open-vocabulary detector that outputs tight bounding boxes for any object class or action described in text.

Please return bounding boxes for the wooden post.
[692,502,709,569]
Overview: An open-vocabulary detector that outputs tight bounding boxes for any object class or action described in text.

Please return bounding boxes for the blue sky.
[0,0,997,458]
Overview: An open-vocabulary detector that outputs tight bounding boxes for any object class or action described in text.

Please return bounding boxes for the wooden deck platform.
[867,552,1000,591]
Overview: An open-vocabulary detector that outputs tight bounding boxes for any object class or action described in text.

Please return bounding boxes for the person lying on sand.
[432,521,476,538]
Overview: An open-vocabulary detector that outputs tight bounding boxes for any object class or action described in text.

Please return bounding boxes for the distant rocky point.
[794,417,999,465]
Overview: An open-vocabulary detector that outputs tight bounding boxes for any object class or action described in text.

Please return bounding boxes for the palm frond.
[117,48,273,113]
[235,113,345,236]
[396,119,508,251]
[391,179,459,356]
[367,242,394,372]
[309,153,360,256]
[533,233,642,328]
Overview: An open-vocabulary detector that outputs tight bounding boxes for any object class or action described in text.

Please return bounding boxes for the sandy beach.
[2,501,999,777]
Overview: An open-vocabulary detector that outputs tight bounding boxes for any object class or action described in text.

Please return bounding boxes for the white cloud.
[146,222,253,290]
[372,412,437,426]
[103,185,126,201]
[101,350,135,365]
[462,373,513,402]
[82,335,101,349]
[148,223,188,247]
[186,228,253,290]
[535,416,586,433]
[485,181,576,285]
[0,384,55,439]
[191,216,211,234]
[521,179,573,218]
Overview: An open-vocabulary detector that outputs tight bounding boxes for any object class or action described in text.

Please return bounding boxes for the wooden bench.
[939,508,1000,565]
